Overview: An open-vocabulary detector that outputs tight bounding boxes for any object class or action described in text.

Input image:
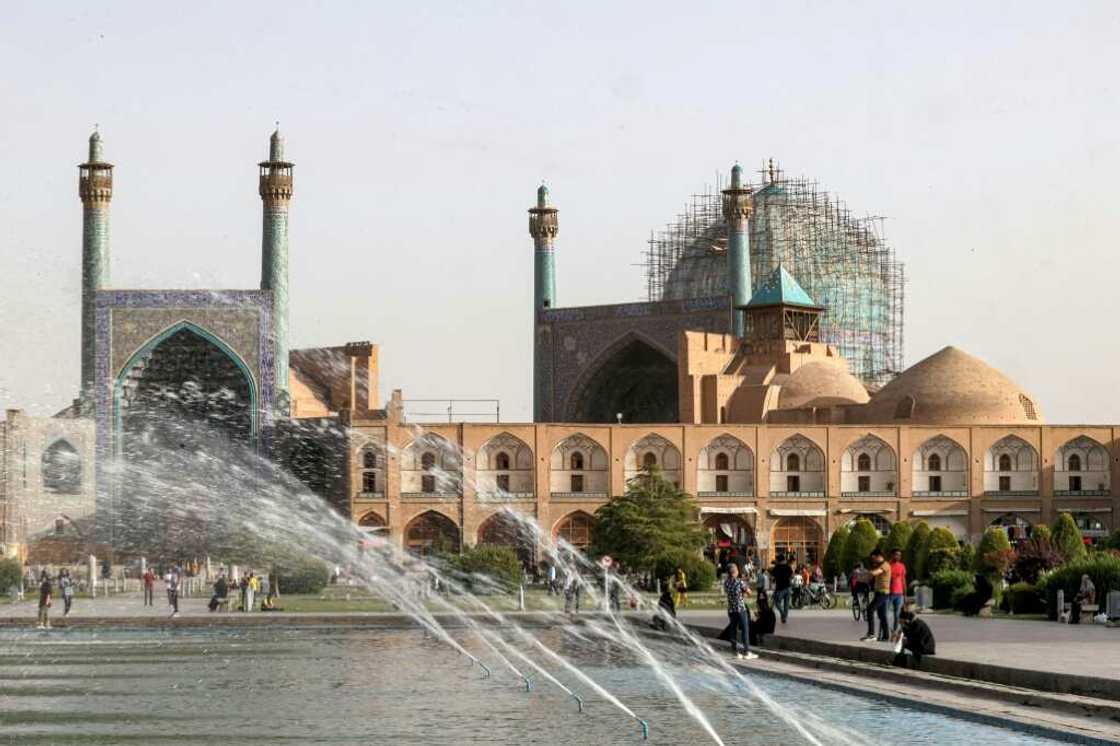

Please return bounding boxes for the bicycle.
[851,588,870,621]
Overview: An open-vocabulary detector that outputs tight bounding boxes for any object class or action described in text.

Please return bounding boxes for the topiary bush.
[1006,582,1045,614]
[449,544,523,592]
[881,521,914,558]
[975,527,1012,574]
[653,552,715,594]
[1040,552,1120,620]
[1031,524,1052,544]
[0,557,21,595]
[929,569,974,609]
[1051,512,1087,563]
[923,527,960,577]
[822,524,849,582]
[842,519,881,574]
[957,542,976,572]
[906,522,931,581]
[270,555,331,595]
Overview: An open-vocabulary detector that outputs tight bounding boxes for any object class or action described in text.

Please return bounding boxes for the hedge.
[929,569,973,610]
[923,528,960,577]
[1051,512,1087,562]
[822,524,849,581]
[881,521,913,557]
[450,544,523,592]
[906,523,931,581]
[843,519,881,573]
[0,558,20,594]
[975,527,1012,574]
[270,555,331,595]
[1006,582,1046,615]
[1040,552,1120,620]
[653,552,716,595]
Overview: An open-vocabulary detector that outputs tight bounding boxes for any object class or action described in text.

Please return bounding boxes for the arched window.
[55,517,66,535]
[362,472,377,493]
[555,513,594,549]
[495,452,511,471]
[715,452,730,471]
[857,453,871,471]
[1019,394,1037,421]
[421,452,436,471]
[928,453,942,472]
[642,452,657,469]
[787,453,800,472]
[42,440,82,494]
[894,395,914,419]
[1068,454,1082,472]
[570,452,584,470]
[998,454,1012,471]
[362,451,378,469]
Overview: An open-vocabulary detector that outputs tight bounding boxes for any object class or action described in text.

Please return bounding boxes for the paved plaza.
[681,607,1120,682]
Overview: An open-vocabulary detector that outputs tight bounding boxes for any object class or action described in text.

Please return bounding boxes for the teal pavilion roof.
[745,265,820,309]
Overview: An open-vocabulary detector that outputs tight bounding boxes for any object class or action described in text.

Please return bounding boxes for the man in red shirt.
[888,549,907,636]
[142,569,156,607]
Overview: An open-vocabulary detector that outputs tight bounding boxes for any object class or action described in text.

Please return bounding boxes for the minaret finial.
[768,158,776,183]
[269,125,285,162]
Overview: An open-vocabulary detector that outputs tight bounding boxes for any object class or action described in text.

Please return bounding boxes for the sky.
[1,1,1118,423]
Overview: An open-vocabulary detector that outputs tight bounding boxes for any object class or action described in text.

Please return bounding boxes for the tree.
[923,527,961,576]
[881,521,913,557]
[1013,537,1063,584]
[823,524,850,581]
[589,466,706,573]
[975,527,1013,575]
[905,522,930,580]
[1051,512,1087,562]
[842,519,880,574]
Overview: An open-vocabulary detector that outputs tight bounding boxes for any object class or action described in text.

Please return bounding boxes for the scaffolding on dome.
[643,161,905,389]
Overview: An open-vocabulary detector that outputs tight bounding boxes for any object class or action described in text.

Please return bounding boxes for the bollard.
[639,720,649,740]
[518,584,525,611]
[655,577,661,595]
[572,694,584,713]
[602,569,609,612]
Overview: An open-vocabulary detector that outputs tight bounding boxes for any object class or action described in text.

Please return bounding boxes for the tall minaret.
[529,184,558,422]
[259,127,293,412]
[79,129,113,398]
[722,163,753,338]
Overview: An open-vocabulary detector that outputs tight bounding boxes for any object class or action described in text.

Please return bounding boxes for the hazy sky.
[1,2,1118,423]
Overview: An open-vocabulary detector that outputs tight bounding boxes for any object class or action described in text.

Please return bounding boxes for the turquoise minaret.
[259,128,293,412]
[722,162,753,337]
[529,184,558,311]
[79,129,113,397]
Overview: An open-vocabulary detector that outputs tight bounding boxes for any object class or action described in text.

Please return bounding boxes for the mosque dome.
[860,346,1043,425]
[778,362,869,410]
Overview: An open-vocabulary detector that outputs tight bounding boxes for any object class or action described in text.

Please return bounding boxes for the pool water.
[0,625,1069,745]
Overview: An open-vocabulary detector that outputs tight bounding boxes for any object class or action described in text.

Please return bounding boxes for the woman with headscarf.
[749,589,776,647]
[1071,574,1096,624]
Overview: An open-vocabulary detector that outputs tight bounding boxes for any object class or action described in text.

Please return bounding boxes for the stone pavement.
[680,607,1120,682]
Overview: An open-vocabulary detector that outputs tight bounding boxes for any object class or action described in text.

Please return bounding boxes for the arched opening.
[989,512,1033,546]
[421,452,436,470]
[1055,436,1110,495]
[787,453,800,472]
[841,435,897,495]
[550,434,609,496]
[118,325,254,458]
[554,512,594,550]
[403,433,462,496]
[405,511,460,556]
[771,435,825,495]
[495,452,511,470]
[477,513,535,567]
[912,435,967,495]
[715,452,729,471]
[697,434,754,496]
[362,451,378,469]
[857,453,871,471]
[1068,454,1082,472]
[570,337,678,423]
[928,453,941,471]
[41,439,82,494]
[358,511,387,533]
[771,517,822,566]
[477,433,533,498]
[703,514,755,566]
[642,452,657,469]
[985,436,1039,495]
[624,434,682,485]
[998,454,1012,471]
[358,444,385,496]
[849,513,892,536]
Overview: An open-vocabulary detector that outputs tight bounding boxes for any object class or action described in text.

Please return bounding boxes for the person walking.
[563,569,580,614]
[770,554,794,624]
[888,549,907,635]
[59,569,74,617]
[673,567,689,609]
[36,570,53,629]
[166,567,180,618]
[721,564,758,660]
[860,549,891,642]
[142,568,156,606]
[547,563,558,595]
[246,572,259,612]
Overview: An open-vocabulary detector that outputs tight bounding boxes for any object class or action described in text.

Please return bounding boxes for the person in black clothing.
[650,582,677,631]
[770,554,794,624]
[893,607,935,668]
[749,589,777,647]
[208,574,229,612]
[958,573,993,617]
[36,571,52,629]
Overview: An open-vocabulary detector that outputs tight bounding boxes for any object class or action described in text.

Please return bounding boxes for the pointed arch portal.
[568,335,677,423]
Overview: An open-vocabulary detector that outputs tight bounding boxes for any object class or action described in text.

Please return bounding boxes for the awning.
[700,506,758,515]
[1064,507,1113,514]
[982,507,1041,513]
[911,509,969,517]
[769,509,827,517]
[838,508,892,515]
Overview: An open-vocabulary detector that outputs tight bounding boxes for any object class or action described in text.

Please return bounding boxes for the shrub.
[929,569,974,609]
[1006,582,1045,614]
[923,528,960,577]
[449,544,523,592]
[881,521,913,558]
[822,524,849,582]
[653,552,715,594]
[0,558,21,594]
[950,585,975,612]
[842,519,881,574]
[905,522,931,580]
[270,555,331,595]
[1040,552,1120,620]
[1051,512,1087,562]
[1104,530,1120,551]
[975,527,1012,575]
[957,542,976,572]
[1031,524,1052,543]
[1012,537,1063,584]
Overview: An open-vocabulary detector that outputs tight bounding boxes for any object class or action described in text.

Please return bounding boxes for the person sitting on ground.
[1071,574,1096,624]
[892,606,935,668]
[650,581,677,631]
[958,573,993,617]
[749,589,776,647]
[208,573,229,612]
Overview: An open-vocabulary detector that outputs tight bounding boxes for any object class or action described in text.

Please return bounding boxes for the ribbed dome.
[778,362,869,410]
[861,346,1043,425]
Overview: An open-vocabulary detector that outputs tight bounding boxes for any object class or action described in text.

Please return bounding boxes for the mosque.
[0,134,1116,567]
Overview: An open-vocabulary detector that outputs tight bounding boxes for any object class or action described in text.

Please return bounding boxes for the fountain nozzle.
[639,720,649,740]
